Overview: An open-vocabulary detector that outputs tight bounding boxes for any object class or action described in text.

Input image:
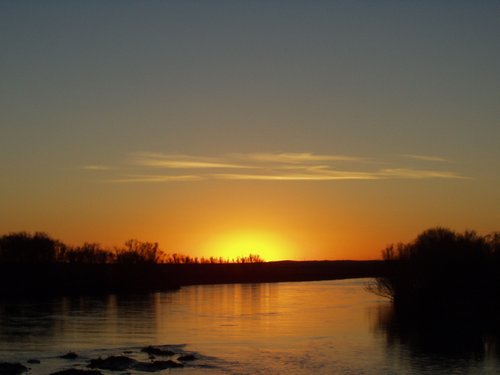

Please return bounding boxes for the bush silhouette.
[61,243,115,264]
[115,239,164,264]
[370,227,499,309]
[0,232,61,263]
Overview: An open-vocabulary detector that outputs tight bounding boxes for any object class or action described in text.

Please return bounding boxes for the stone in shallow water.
[0,362,29,375]
[133,360,184,372]
[178,354,196,362]
[27,359,40,364]
[88,356,137,371]
[60,352,79,360]
[141,346,175,356]
[50,369,103,375]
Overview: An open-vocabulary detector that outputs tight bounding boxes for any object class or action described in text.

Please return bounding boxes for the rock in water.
[50,370,103,375]
[178,354,196,362]
[133,360,184,372]
[60,352,78,360]
[141,346,175,356]
[0,362,29,375]
[88,356,137,371]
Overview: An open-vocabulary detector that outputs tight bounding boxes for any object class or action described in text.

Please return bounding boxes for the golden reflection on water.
[2,280,500,374]
[0,281,385,359]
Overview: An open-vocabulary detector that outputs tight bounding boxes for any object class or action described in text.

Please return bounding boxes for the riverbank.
[0,260,384,296]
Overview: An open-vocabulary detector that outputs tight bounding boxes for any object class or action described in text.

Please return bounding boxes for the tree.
[370,227,495,307]
[116,239,164,264]
[61,243,114,264]
[0,232,61,263]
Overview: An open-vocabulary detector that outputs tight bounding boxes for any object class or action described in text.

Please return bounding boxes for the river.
[1,279,499,374]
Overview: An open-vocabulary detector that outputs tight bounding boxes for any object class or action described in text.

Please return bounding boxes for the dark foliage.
[115,239,163,264]
[60,243,114,265]
[370,227,500,310]
[0,232,264,265]
[0,232,62,264]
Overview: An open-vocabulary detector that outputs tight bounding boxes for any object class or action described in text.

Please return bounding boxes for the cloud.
[133,152,249,169]
[239,152,364,164]
[402,154,448,162]
[380,168,466,179]
[84,151,467,183]
[215,168,465,181]
[107,174,203,183]
[138,160,244,169]
[82,165,113,171]
[214,171,379,181]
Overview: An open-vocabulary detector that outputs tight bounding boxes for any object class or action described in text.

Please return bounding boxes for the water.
[1,279,499,374]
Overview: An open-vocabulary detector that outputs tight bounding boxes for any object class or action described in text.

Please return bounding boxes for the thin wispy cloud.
[82,165,114,171]
[402,154,448,162]
[380,168,466,179]
[133,152,249,169]
[85,151,467,183]
[214,171,379,181]
[240,152,364,164]
[138,160,245,169]
[215,168,465,181]
[107,174,203,183]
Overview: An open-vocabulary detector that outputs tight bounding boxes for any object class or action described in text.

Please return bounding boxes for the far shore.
[0,260,384,297]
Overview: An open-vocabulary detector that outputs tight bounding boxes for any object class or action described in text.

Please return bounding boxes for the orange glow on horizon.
[204,230,295,262]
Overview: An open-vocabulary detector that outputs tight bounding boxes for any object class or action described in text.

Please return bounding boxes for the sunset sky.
[1,1,499,261]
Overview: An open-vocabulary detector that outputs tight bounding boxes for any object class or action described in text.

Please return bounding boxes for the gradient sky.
[1,1,499,260]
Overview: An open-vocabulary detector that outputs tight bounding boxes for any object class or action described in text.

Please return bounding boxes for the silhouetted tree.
[115,239,164,264]
[0,232,62,263]
[370,227,497,308]
[62,243,114,264]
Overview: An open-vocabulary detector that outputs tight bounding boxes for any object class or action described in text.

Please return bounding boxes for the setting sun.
[205,230,294,262]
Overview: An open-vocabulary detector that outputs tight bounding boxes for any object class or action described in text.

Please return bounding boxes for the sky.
[1,1,499,261]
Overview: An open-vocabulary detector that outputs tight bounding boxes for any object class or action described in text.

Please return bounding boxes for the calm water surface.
[1,279,499,374]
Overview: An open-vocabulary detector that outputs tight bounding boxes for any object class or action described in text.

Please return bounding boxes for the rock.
[0,362,29,375]
[133,360,183,372]
[27,359,40,364]
[60,352,78,360]
[50,370,103,375]
[140,346,175,356]
[88,356,137,371]
[178,354,196,361]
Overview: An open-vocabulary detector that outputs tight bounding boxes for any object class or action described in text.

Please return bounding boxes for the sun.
[205,230,293,262]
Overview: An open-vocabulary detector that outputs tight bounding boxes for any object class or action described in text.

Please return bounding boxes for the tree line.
[0,232,264,265]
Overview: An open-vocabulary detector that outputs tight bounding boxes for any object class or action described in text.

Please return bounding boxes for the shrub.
[0,232,61,263]
[370,227,497,308]
[115,239,164,264]
[61,243,115,264]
